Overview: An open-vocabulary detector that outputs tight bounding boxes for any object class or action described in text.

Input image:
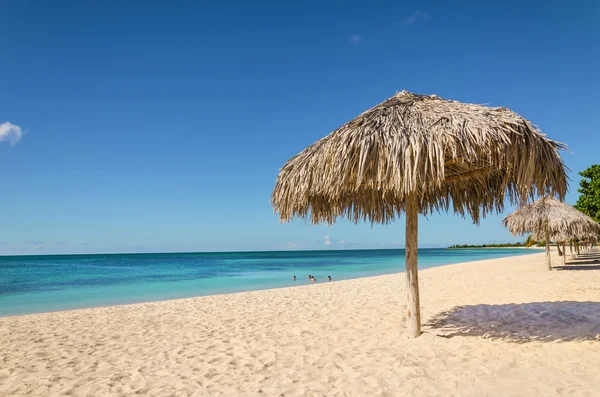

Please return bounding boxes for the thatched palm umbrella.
[271,91,567,338]
[502,196,599,269]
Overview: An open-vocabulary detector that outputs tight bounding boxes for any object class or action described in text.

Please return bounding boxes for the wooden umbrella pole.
[405,193,421,338]
[562,242,566,265]
[545,227,552,271]
[570,242,574,260]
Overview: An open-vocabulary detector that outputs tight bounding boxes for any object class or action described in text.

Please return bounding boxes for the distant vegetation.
[447,242,524,249]
[447,236,546,249]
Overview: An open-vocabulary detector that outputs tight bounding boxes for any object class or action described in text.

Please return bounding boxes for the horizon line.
[0,246,457,258]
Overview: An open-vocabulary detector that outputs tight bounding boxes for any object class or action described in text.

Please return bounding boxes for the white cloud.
[0,122,23,146]
[348,33,364,46]
[324,236,331,246]
[401,11,429,24]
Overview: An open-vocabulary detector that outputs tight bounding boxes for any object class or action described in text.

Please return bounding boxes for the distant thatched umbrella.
[502,196,599,269]
[545,230,599,262]
[271,91,567,338]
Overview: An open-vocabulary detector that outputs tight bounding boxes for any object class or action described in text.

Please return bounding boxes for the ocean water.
[0,248,537,316]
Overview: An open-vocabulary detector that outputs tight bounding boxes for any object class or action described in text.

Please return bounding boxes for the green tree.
[524,234,537,247]
[537,240,546,247]
[574,165,600,223]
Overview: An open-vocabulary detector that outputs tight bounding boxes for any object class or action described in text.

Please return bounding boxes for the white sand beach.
[1,249,600,397]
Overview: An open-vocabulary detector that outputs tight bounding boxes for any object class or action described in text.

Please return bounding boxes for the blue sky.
[1,0,598,255]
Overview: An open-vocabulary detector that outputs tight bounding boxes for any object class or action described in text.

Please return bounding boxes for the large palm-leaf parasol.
[271,91,567,338]
[503,196,600,268]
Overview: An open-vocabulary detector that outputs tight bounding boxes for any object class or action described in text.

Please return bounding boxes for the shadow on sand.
[426,301,600,343]
[554,250,600,271]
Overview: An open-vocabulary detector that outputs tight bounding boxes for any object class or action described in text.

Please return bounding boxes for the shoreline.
[0,251,529,320]
[1,248,539,319]
[2,249,599,396]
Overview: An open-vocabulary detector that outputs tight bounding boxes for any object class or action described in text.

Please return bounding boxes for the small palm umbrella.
[543,230,599,263]
[271,91,567,338]
[502,196,599,269]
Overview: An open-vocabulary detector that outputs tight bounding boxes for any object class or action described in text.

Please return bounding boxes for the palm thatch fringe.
[272,91,567,226]
[547,231,599,244]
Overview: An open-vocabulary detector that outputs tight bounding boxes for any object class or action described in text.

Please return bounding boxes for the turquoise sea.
[0,248,537,316]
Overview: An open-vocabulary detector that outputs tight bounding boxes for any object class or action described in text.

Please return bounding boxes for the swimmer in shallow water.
[328,276,332,282]
[293,275,296,281]
[311,276,316,283]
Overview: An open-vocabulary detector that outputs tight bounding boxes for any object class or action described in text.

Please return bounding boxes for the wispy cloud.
[0,122,23,146]
[347,33,364,46]
[21,241,44,250]
[324,236,332,246]
[401,11,429,24]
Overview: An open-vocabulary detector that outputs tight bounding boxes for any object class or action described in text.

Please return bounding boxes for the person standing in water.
[328,276,332,282]
[293,275,296,281]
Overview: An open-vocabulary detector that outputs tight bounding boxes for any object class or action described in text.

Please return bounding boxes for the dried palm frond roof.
[271,91,568,225]
[546,230,599,243]
[502,196,600,239]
